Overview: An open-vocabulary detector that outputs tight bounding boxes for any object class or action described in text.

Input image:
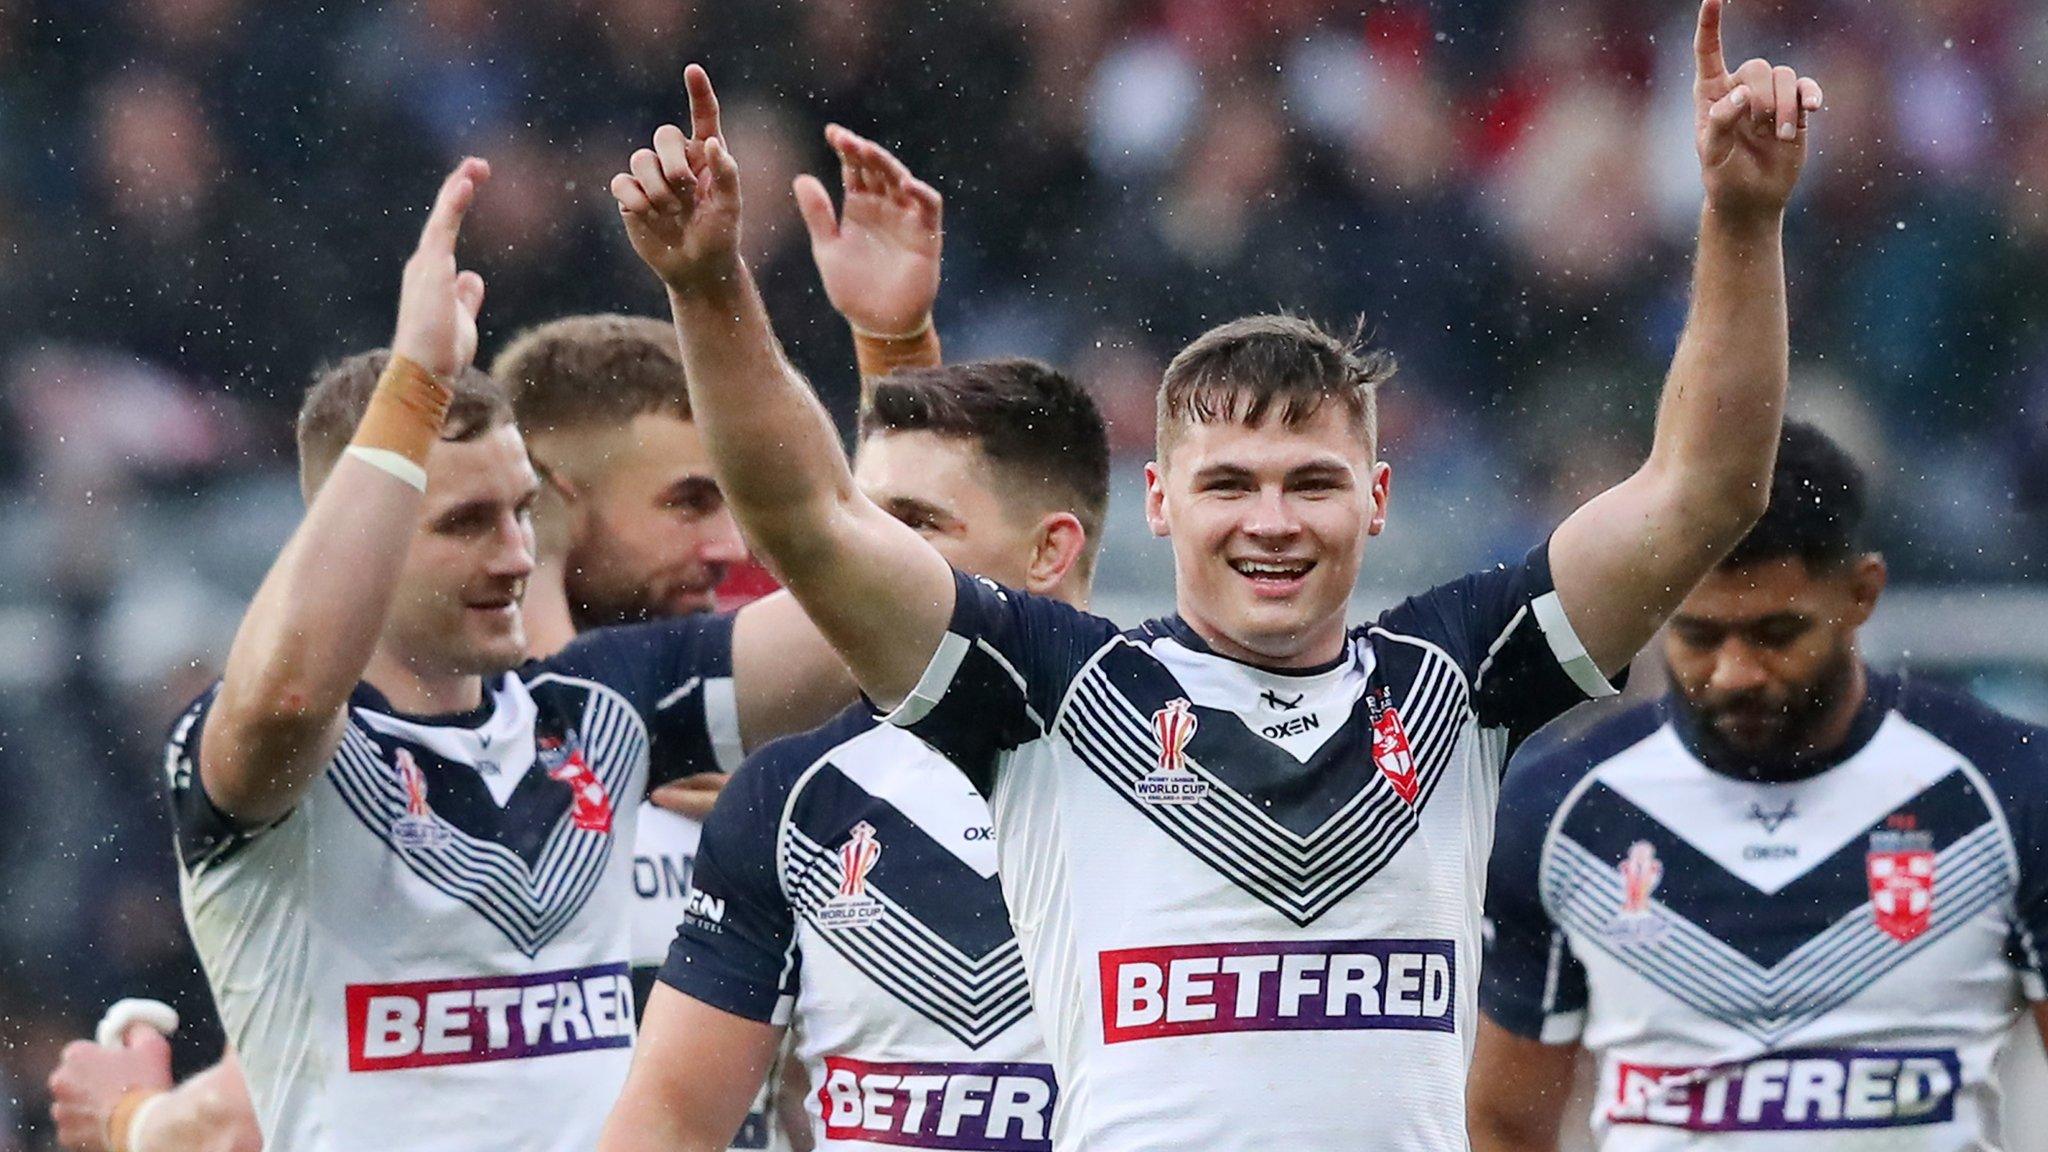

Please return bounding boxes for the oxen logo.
[1604,841,1667,943]
[1868,830,1936,942]
[540,731,613,834]
[1134,698,1208,805]
[391,749,452,850]
[817,822,885,930]
[1369,692,1418,804]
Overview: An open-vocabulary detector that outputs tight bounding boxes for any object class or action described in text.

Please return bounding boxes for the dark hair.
[861,359,1111,569]
[491,314,689,436]
[295,350,511,497]
[1156,314,1393,458]
[1722,421,1869,570]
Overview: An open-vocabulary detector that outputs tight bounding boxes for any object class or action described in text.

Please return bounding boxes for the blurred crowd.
[3,0,2048,1146]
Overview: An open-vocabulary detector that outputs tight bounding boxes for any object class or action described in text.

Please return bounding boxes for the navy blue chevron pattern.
[1061,631,1471,926]
[325,675,643,958]
[1544,820,2015,1045]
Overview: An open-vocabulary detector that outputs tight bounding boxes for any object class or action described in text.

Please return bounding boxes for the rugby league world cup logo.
[1136,698,1209,805]
[818,821,886,930]
[1603,840,1667,943]
[391,748,452,850]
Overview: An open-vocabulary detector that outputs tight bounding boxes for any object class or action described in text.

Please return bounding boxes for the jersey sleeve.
[1480,738,1589,1043]
[161,684,292,875]
[1381,539,1621,747]
[656,736,804,1024]
[547,614,743,789]
[883,569,1119,792]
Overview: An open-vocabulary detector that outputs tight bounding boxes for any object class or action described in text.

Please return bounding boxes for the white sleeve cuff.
[1531,590,1620,700]
[881,632,971,727]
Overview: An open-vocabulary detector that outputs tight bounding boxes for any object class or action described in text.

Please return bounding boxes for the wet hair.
[295,350,511,497]
[1721,421,1870,571]
[490,314,689,437]
[1155,314,1392,459]
[861,359,1111,569]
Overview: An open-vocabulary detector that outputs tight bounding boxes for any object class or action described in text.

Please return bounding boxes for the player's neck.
[1173,601,1348,671]
[363,648,488,717]
[1801,658,1872,760]
[523,559,577,659]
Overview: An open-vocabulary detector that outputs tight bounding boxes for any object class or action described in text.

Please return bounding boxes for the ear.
[1842,553,1887,627]
[1366,460,1392,537]
[1144,460,1170,538]
[1023,512,1089,596]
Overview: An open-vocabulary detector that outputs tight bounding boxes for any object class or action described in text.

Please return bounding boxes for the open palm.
[795,126,943,338]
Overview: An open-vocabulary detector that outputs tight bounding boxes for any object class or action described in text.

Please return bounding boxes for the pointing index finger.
[685,63,722,144]
[420,157,489,255]
[1694,0,1728,83]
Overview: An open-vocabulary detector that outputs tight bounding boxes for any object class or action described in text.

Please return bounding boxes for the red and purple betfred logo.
[345,962,634,1072]
[1608,1048,1960,1132]
[818,1056,1056,1151]
[1100,938,1455,1044]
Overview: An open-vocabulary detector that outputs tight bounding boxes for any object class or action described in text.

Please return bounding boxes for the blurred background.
[2,0,2047,1148]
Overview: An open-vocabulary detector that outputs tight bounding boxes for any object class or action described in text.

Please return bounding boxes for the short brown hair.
[491,314,689,437]
[295,350,512,498]
[861,360,1111,570]
[1155,314,1392,460]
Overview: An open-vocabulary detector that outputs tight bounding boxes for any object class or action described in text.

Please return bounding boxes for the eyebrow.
[880,496,958,524]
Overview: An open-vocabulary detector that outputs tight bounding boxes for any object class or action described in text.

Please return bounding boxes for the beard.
[563,563,667,632]
[1679,642,1860,779]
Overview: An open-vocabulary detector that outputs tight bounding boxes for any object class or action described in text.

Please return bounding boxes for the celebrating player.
[147,153,882,1152]
[1470,423,2048,1151]
[600,358,1105,1152]
[609,0,1821,1143]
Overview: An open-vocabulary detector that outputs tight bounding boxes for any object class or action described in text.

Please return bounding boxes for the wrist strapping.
[350,354,453,472]
[108,1088,165,1152]
[852,316,941,383]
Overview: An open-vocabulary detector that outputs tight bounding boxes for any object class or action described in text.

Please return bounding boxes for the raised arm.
[611,66,954,708]
[1549,0,1822,675]
[201,159,490,824]
[795,125,945,390]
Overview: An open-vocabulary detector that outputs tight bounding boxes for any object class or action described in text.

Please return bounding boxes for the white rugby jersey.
[1482,674,2048,1151]
[664,707,1056,1152]
[166,616,739,1152]
[886,545,1617,1151]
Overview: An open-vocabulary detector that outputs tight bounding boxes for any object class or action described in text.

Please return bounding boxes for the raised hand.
[48,1025,173,1152]
[1693,0,1823,220]
[613,64,744,294]
[794,126,944,339]
[392,157,490,380]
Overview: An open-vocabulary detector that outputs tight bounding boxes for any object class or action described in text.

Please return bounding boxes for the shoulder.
[1500,697,1671,823]
[1889,674,2048,800]
[542,613,737,686]
[717,707,880,826]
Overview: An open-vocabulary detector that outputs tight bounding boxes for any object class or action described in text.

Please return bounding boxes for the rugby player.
[600,358,1105,1152]
[46,124,944,1152]
[1470,423,2048,1151]
[608,3,1823,1145]
[143,155,878,1152]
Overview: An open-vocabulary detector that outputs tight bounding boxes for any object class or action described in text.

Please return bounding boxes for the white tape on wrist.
[345,445,429,492]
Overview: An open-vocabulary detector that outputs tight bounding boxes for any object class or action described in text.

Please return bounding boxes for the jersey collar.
[1144,614,1354,678]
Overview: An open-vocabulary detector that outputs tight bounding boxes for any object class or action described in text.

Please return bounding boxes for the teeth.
[1234,560,1309,578]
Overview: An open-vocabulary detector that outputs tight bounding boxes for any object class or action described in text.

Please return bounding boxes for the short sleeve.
[1382,540,1621,746]
[161,685,291,875]
[547,614,742,789]
[656,738,803,1024]
[1481,746,1588,1043]
[883,570,1118,792]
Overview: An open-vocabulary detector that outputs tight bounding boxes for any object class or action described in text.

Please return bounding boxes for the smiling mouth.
[1230,558,1315,587]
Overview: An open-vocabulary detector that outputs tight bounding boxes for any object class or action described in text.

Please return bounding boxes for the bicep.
[1467,1016,1581,1152]
[192,700,346,834]
[599,986,783,1152]
[1550,467,1721,677]
[773,499,956,712]
[731,592,859,754]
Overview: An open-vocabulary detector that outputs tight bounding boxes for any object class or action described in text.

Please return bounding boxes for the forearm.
[1468,1110,1561,1152]
[667,269,858,570]
[1647,205,1788,534]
